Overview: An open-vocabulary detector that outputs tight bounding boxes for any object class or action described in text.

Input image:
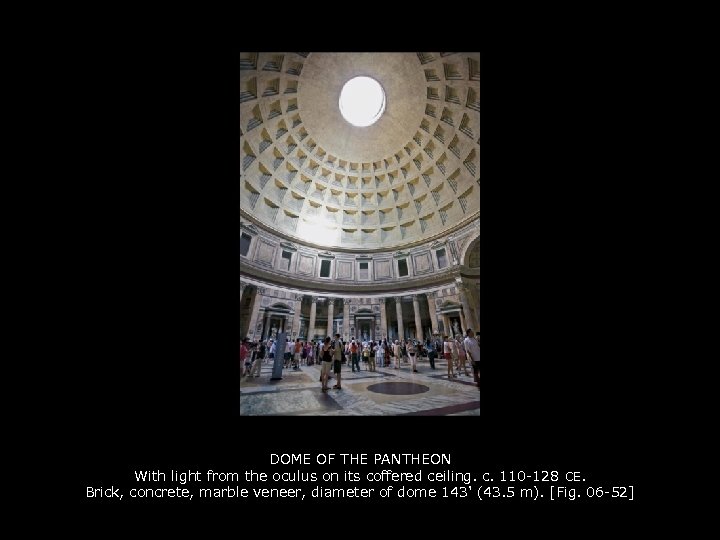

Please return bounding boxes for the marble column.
[412,295,424,342]
[475,282,480,331]
[327,298,334,337]
[379,297,388,340]
[266,313,274,340]
[395,297,404,341]
[290,294,303,340]
[459,283,479,331]
[426,292,439,336]
[240,282,248,336]
[261,313,269,340]
[246,287,264,340]
[343,299,351,341]
[308,296,317,340]
[442,313,451,337]
[470,281,480,331]
[459,309,467,334]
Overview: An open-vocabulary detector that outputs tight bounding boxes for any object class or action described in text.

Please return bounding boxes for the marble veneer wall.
[240,281,477,342]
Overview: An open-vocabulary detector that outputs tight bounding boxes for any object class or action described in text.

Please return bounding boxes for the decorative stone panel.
[412,251,434,275]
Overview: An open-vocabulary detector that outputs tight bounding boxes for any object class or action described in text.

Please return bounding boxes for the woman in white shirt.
[375,341,384,368]
[392,340,402,369]
[407,341,418,373]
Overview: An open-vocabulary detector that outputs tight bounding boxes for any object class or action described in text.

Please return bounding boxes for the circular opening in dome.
[338,76,386,127]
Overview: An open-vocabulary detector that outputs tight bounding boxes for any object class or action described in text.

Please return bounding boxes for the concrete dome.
[240,52,480,250]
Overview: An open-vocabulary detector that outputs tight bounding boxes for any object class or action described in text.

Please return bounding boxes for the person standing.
[443,335,455,379]
[375,340,385,368]
[450,336,459,374]
[464,329,481,389]
[249,339,265,377]
[293,338,302,370]
[455,336,470,376]
[285,340,293,369]
[320,337,333,392]
[427,339,437,369]
[408,340,418,373]
[240,338,250,379]
[350,340,360,372]
[306,341,314,366]
[393,340,402,369]
[332,333,343,389]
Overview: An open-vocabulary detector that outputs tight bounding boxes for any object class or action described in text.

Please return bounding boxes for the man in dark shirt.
[427,340,437,369]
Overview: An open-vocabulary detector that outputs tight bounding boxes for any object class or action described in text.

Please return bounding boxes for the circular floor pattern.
[366,381,430,395]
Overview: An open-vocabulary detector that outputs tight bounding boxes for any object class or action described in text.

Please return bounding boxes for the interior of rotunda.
[240,52,480,415]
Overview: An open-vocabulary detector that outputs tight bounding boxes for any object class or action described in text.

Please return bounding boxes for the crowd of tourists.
[240,331,480,391]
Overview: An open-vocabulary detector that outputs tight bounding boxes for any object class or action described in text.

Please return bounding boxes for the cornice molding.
[240,220,259,235]
[240,208,479,254]
[240,264,457,295]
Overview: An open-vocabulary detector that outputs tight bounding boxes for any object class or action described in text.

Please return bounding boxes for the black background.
[53,45,653,512]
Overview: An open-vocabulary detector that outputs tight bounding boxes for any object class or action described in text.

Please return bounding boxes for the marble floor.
[240,357,480,416]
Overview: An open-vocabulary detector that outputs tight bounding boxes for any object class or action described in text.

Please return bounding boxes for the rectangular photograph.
[240,52,480,415]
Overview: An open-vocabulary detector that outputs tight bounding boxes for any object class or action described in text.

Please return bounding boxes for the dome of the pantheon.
[240,53,479,250]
